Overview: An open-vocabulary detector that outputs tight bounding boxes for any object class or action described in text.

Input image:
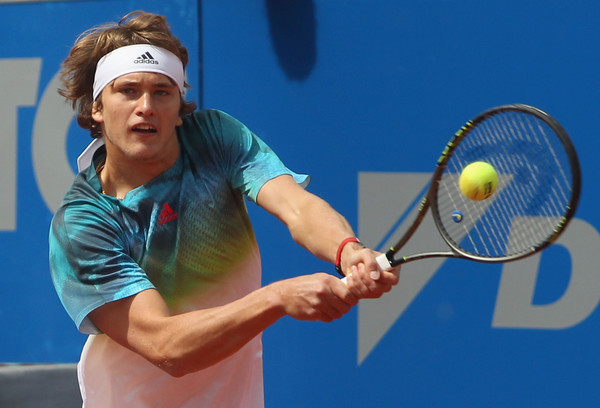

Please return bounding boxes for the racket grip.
[340,253,393,285]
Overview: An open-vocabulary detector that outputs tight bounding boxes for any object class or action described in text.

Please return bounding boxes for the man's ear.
[91,100,103,123]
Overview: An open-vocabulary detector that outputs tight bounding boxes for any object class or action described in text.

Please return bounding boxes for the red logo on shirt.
[158,203,178,226]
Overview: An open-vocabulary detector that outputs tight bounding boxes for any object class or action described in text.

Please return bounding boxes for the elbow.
[154,356,194,378]
[142,332,211,377]
[144,341,195,377]
[161,365,189,378]
[150,348,218,378]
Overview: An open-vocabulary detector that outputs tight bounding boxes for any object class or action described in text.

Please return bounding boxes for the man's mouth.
[132,124,157,134]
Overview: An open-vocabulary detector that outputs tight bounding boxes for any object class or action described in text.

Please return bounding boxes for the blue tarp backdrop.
[1,1,599,407]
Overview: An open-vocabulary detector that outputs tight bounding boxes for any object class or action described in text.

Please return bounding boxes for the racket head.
[430,104,581,263]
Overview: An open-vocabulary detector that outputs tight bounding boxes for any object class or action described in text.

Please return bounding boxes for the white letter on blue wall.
[493,219,600,329]
[0,58,41,231]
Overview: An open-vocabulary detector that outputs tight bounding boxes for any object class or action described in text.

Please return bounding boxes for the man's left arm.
[256,175,398,298]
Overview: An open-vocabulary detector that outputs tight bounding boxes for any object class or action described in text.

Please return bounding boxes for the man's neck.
[98,145,180,200]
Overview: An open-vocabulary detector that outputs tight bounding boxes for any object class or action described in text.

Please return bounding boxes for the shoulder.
[178,109,255,155]
[180,109,245,132]
[52,172,120,236]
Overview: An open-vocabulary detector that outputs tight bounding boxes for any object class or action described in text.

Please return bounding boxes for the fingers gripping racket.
[370,104,581,272]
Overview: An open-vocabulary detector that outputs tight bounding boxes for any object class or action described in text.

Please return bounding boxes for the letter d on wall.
[493,219,600,329]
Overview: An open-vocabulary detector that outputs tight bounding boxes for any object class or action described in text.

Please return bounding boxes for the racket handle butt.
[376,253,393,271]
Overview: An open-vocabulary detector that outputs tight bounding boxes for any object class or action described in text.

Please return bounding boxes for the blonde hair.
[59,11,196,138]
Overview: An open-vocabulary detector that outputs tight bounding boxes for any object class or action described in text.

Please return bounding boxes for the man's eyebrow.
[153,80,178,88]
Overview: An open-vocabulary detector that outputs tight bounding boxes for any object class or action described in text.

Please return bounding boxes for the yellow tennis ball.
[459,161,498,201]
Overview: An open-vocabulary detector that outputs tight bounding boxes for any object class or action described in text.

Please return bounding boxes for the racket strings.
[486,112,568,250]
[484,114,558,231]
[496,115,561,246]
[510,114,571,215]
[436,109,575,259]
[508,112,573,226]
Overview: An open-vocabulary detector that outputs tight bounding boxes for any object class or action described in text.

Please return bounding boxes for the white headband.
[93,44,185,100]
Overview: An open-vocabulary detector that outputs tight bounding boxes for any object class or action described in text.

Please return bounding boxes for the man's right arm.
[88,272,357,377]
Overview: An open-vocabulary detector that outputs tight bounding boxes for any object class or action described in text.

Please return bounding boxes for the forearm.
[256,174,397,295]
[90,286,285,377]
[92,273,356,378]
[257,175,358,264]
[162,272,355,374]
[155,285,284,376]
[286,194,357,263]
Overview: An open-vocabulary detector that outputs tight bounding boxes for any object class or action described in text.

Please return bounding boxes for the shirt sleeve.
[49,196,155,334]
[182,110,310,202]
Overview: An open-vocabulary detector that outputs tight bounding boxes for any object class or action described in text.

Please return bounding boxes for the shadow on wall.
[265,0,317,81]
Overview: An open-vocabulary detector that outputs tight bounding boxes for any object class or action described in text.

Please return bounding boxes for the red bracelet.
[334,237,362,276]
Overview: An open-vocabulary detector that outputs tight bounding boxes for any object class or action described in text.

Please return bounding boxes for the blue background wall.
[1,1,599,407]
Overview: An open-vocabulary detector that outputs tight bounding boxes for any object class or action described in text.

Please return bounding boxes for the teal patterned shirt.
[49,109,308,333]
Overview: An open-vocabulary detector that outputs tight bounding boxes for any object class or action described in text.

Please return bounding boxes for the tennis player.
[49,11,398,407]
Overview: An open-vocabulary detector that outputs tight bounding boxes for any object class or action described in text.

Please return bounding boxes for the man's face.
[92,72,183,165]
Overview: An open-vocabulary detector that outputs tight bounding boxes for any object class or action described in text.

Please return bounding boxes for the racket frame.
[378,104,581,269]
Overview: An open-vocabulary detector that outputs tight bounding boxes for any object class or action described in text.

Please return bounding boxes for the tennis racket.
[363,104,581,273]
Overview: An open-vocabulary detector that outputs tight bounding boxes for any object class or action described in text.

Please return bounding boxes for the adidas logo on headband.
[135,51,158,65]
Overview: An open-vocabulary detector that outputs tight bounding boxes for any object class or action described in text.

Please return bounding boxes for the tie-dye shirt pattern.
[49,109,308,333]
